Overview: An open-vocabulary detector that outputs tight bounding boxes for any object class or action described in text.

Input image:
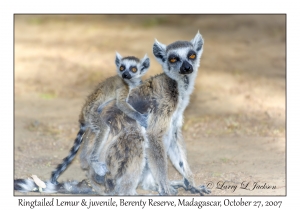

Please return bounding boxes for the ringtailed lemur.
[49,53,150,184]
[83,31,211,195]
[14,32,210,196]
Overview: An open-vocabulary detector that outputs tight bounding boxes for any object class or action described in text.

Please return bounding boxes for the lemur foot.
[158,185,178,195]
[170,180,211,196]
[189,185,211,196]
[169,185,178,195]
[91,161,108,176]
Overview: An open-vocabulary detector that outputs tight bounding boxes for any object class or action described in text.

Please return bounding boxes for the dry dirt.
[14,15,286,196]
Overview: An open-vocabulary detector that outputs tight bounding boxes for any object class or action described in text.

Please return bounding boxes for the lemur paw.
[91,161,108,176]
[200,185,211,194]
[170,179,211,196]
[169,185,178,195]
[158,186,169,196]
[189,185,211,196]
[158,185,178,195]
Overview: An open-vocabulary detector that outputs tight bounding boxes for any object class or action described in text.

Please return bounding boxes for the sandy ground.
[14,15,285,196]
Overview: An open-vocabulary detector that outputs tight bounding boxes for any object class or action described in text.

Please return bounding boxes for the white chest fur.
[163,78,192,151]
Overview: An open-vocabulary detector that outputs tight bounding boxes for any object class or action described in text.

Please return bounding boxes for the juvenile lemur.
[50,53,150,184]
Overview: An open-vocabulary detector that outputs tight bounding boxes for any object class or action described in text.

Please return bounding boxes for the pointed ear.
[140,54,150,74]
[153,39,166,65]
[115,52,122,66]
[191,31,204,52]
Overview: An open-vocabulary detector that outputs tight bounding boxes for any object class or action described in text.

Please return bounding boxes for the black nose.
[122,72,132,79]
[179,61,193,74]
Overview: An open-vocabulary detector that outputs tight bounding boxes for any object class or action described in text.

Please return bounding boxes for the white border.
[1,0,297,209]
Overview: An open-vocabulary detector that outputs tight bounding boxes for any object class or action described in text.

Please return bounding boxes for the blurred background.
[14,15,285,195]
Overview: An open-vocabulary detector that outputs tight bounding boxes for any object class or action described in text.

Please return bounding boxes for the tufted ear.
[140,54,150,75]
[153,39,167,65]
[190,31,204,52]
[115,52,122,66]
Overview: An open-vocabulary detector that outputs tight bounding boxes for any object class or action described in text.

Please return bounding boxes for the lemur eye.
[189,54,196,59]
[119,66,125,71]
[169,58,177,63]
[131,67,137,73]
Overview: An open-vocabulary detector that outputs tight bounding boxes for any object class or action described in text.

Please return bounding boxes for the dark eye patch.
[187,50,197,60]
[119,65,125,71]
[168,53,180,63]
[130,66,138,73]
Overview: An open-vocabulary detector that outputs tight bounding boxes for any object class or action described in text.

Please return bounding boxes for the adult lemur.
[14,32,210,196]
[50,53,150,184]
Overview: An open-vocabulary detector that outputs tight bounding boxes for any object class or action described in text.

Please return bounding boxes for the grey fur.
[166,41,193,52]
[14,178,97,194]
[81,32,210,196]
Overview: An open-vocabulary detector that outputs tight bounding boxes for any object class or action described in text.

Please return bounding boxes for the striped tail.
[14,179,96,194]
[50,125,86,184]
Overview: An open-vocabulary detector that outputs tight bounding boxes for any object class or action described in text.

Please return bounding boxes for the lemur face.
[166,43,197,75]
[152,32,203,80]
[115,54,150,81]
